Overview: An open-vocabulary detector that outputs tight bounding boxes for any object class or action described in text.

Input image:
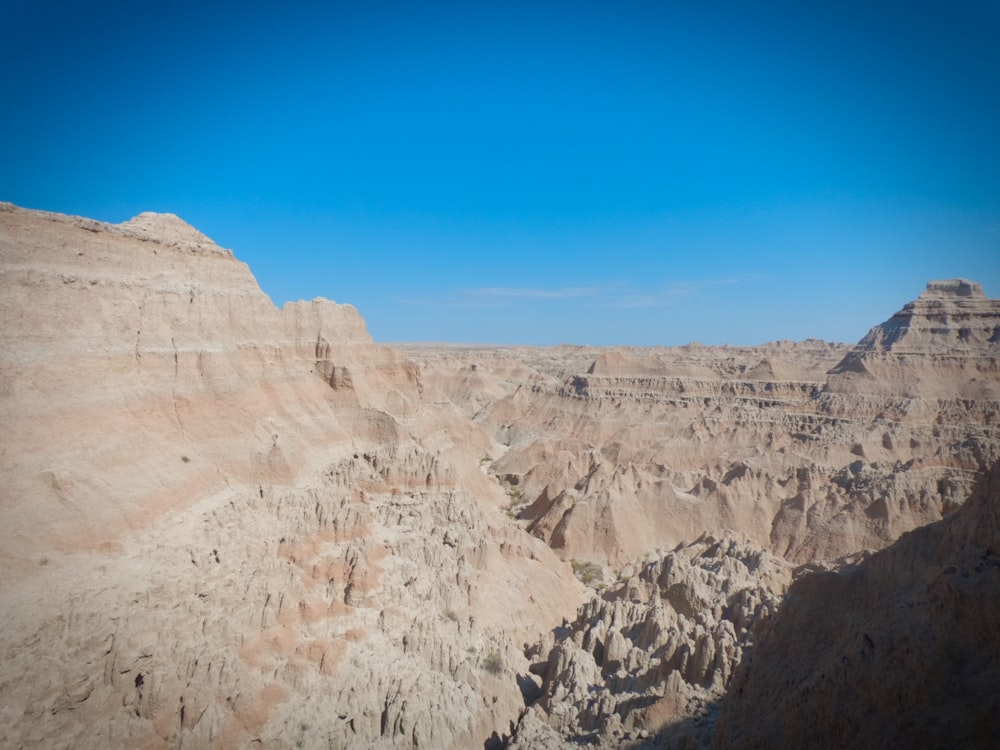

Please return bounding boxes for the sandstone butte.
[0,201,997,749]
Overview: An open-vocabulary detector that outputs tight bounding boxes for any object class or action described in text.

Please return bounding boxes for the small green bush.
[181,455,191,463]
[571,559,603,586]
[482,651,503,676]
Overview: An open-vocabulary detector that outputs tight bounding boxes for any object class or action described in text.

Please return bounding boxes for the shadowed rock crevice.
[712,461,1000,749]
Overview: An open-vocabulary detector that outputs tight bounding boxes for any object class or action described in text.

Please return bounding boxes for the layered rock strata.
[826,278,1000,404]
[403,282,1000,745]
[4,202,997,749]
[405,282,1000,565]
[0,203,583,749]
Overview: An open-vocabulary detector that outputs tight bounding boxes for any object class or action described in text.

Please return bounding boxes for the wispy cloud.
[462,286,599,300]
[396,276,750,309]
[604,277,746,309]
[392,286,597,308]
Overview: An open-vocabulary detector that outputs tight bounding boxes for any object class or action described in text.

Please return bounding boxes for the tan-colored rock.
[826,278,1000,403]
[509,534,792,748]
[0,203,583,749]
[4,201,997,749]
[405,283,1000,566]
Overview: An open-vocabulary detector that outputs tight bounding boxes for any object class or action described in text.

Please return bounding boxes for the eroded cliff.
[3,202,997,749]
[0,203,583,749]
[402,281,1000,747]
[713,460,1000,748]
[406,282,1000,566]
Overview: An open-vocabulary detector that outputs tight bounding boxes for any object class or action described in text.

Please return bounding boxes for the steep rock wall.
[713,460,1000,748]
[0,204,584,749]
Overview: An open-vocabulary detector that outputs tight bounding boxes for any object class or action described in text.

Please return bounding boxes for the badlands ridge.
[1,202,998,749]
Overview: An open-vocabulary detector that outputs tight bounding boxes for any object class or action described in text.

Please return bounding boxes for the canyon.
[1,202,997,748]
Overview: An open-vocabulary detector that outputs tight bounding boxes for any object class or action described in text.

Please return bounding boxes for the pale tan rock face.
[508,534,793,749]
[0,202,372,567]
[0,203,583,749]
[405,281,1000,567]
[825,277,1000,403]
[3,202,997,749]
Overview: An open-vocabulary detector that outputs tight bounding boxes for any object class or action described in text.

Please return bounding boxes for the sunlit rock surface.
[3,202,998,748]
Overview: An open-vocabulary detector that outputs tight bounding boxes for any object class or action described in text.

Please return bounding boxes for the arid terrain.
[1,203,998,749]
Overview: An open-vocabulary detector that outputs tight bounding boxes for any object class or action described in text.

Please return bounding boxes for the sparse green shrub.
[482,651,503,676]
[181,455,190,463]
[571,559,603,586]
[504,487,525,517]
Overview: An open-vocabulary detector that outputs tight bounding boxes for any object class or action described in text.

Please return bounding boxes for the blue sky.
[2,1,998,345]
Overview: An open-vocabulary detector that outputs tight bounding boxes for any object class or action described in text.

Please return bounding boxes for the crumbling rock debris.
[507,534,792,749]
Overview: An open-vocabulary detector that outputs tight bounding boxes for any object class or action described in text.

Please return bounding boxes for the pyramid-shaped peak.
[118,211,231,256]
[826,278,1000,400]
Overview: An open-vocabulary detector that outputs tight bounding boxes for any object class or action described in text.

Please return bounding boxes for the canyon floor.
[1,203,998,749]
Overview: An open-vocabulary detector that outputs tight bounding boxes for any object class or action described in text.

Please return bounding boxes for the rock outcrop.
[713,459,1000,749]
[3,202,997,749]
[0,203,583,749]
[508,534,792,749]
[0,202,401,569]
[406,282,1000,566]
[826,278,1000,403]
[405,283,1000,746]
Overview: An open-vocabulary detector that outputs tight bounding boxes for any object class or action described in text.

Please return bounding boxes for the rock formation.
[405,284,1000,747]
[509,534,792,749]
[2,201,997,749]
[713,459,1000,749]
[406,281,1000,566]
[826,278,1000,403]
[0,203,583,749]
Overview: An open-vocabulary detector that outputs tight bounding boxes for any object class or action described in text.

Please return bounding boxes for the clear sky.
[2,1,998,345]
